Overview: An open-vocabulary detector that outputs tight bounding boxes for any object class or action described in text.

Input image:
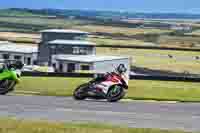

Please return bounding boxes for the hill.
[2,8,200,20]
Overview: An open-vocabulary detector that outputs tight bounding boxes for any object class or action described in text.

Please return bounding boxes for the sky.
[1,0,200,14]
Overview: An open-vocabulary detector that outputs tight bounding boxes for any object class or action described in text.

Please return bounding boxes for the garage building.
[52,54,131,77]
[0,42,38,65]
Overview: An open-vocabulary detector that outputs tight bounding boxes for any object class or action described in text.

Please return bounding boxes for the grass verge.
[15,77,200,102]
[96,47,200,74]
[0,118,189,133]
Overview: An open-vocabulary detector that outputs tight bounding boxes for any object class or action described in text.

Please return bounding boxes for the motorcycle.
[0,60,23,95]
[73,71,128,102]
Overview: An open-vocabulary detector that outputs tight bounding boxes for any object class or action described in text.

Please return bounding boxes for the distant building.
[170,24,192,31]
[0,42,38,65]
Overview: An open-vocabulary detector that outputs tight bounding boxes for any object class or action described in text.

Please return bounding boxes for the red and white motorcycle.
[73,64,128,102]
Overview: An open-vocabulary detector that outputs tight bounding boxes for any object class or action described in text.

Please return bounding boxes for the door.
[59,63,63,72]
[27,57,31,65]
[67,63,75,73]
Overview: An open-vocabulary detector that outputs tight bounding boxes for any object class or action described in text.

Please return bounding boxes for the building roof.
[40,29,89,34]
[0,41,10,44]
[0,43,38,54]
[54,54,129,63]
[48,40,96,46]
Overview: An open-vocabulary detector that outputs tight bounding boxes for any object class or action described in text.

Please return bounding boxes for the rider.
[5,60,24,70]
[13,61,24,70]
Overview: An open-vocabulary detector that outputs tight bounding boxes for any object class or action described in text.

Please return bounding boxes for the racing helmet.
[116,64,127,74]
[12,61,24,69]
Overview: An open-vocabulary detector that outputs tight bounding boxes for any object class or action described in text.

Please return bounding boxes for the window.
[3,54,9,60]
[73,47,88,55]
[73,47,80,54]
[14,55,22,60]
[79,47,87,54]
[73,35,87,40]
[81,65,90,70]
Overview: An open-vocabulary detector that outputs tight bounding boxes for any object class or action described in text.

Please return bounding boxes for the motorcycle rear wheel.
[106,85,125,102]
[73,83,88,100]
[0,80,16,95]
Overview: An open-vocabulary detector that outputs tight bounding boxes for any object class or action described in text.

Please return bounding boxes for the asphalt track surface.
[0,95,199,132]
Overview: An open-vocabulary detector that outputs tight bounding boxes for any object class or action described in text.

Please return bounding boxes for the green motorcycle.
[0,60,24,95]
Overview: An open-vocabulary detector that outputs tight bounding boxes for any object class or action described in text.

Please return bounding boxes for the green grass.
[0,17,171,38]
[87,37,151,46]
[15,77,90,96]
[97,47,200,58]
[75,25,172,36]
[96,47,200,74]
[0,17,89,30]
[0,36,37,44]
[0,118,189,133]
[0,27,34,32]
[15,77,200,102]
[157,35,200,48]
[127,80,200,102]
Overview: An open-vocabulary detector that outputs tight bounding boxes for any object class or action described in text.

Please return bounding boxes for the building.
[52,54,130,74]
[38,29,131,75]
[170,24,192,31]
[47,40,96,65]
[0,42,38,65]
[38,29,93,65]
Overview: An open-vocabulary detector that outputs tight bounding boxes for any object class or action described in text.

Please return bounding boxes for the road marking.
[14,91,41,94]
[160,101,178,103]
[120,99,135,102]
[121,99,178,103]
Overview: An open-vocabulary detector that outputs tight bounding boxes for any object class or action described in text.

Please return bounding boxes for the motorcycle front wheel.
[73,83,89,100]
[0,80,16,95]
[106,85,125,102]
